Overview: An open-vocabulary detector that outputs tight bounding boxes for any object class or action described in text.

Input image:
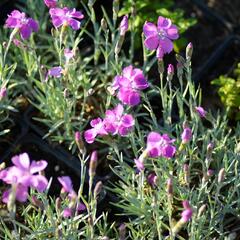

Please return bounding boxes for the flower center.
[158,29,166,39]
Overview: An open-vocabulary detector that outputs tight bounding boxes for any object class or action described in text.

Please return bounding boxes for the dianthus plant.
[1,0,240,239]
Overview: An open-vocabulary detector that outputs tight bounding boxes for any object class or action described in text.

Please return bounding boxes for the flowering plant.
[0,0,239,239]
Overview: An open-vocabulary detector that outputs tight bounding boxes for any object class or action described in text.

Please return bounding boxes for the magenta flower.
[48,66,63,78]
[5,10,38,40]
[0,153,48,203]
[64,48,74,61]
[147,172,157,187]
[44,0,57,8]
[112,65,148,106]
[49,7,84,30]
[181,127,192,144]
[181,208,193,223]
[120,15,128,36]
[104,104,135,136]
[146,132,176,158]
[0,87,7,100]
[84,118,108,144]
[143,16,179,58]
[195,106,207,118]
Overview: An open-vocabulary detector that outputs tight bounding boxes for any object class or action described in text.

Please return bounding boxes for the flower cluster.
[135,131,176,171]
[143,16,179,58]
[112,65,148,106]
[146,131,176,158]
[84,104,135,144]
[5,10,39,40]
[0,153,48,203]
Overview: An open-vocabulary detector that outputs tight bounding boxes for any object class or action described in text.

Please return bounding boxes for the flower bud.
[101,18,108,32]
[158,58,164,75]
[218,168,225,183]
[94,181,103,199]
[181,127,192,144]
[89,150,98,177]
[167,64,174,81]
[120,15,128,36]
[167,178,173,196]
[195,106,207,118]
[119,223,126,240]
[186,42,193,61]
[113,0,119,21]
[55,197,62,213]
[31,196,44,210]
[182,200,190,209]
[75,131,85,153]
[0,162,6,170]
[0,87,7,100]
[147,172,157,187]
[197,204,207,218]
[62,207,73,218]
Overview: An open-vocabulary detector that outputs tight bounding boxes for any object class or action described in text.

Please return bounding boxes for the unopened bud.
[167,178,173,196]
[0,87,7,100]
[167,64,174,81]
[119,15,128,36]
[89,150,98,177]
[176,54,185,66]
[101,18,108,32]
[101,237,110,240]
[113,0,119,21]
[94,181,103,198]
[0,162,6,170]
[218,168,225,183]
[115,36,125,55]
[119,223,126,240]
[197,204,207,218]
[7,183,17,212]
[31,196,44,210]
[63,88,69,98]
[56,197,62,213]
[158,58,164,75]
[177,62,184,78]
[75,131,85,153]
[186,42,193,61]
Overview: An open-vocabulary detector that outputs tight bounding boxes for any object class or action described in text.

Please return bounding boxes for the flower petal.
[144,35,159,50]
[143,22,157,37]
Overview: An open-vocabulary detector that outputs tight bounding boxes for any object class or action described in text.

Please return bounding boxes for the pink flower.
[181,127,192,144]
[112,65,148,106]
[0,87,7,100]
[146,132,176,158]
[195,106,206,118]
[48,66,63,78]
[147,172,157,187]
[134,158,145,171]
[64,48,74,61]
[181,200,193,223]
[0,153,48,203]
[49,7,84,30]
[5,10,39,40]
[58,176,86,218]
[84,118,108,144]
[120,15,128,36]
[58,176,74,194]
[181,208,193,223]
[104,104,135,136]
[44,0,57,8]
[143,16,179,58]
